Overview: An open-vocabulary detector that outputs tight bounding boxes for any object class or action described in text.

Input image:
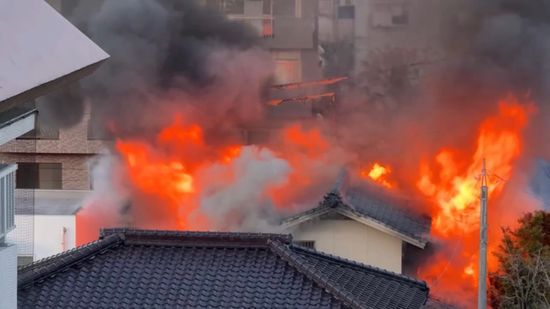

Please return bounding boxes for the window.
[295,240,315,249]
[338,5,355,19]
[18,115,59,140]
[272,51,302,84]
[223,0,244,15]
[16,162,62,189]
[273,0,296,17]
[372,4,409,27]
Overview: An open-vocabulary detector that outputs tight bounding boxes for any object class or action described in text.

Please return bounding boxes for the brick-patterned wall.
[0,104,111,154]
[0,104,109,190]
[0,153,94,190]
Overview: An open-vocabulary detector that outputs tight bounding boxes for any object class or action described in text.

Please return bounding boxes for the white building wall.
[291,219,403,273]
[6,215,34,257]
[8,214,77,261]
[33,215,76,260]
[0,244,17,309]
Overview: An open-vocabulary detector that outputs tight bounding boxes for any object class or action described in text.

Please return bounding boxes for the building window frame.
[15,162,62,190]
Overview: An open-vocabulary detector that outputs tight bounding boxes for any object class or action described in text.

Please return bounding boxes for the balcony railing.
[227,15,274,38]
[0,164,17,243]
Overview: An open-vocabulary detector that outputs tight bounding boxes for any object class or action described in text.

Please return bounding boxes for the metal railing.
[0,164,17,243]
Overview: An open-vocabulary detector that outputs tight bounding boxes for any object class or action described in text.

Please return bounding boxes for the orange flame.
[417,97,534,302]
[115,115,242,229]
[361,162,394,188]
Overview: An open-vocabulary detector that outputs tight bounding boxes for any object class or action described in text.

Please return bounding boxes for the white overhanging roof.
[0,0,109,109]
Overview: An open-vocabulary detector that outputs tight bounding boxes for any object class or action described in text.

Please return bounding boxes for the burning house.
[284,186,431,274]
[6,0,550,307]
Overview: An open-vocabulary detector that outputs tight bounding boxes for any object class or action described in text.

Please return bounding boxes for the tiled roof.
[18,229,429,309]
[284,189,431,248]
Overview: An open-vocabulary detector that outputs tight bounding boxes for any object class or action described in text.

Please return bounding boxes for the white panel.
[6,215,34,256]
[33,215,76,260]
[0,244,17,309]
[0,0,109,102]
[0,113,35,145]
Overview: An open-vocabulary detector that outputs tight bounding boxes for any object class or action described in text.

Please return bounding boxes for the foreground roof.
[18,229,429,308]
[284,189,431,248]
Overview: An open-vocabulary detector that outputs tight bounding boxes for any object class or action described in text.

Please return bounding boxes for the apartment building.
[319,0,447,79]
[205,0,322,84]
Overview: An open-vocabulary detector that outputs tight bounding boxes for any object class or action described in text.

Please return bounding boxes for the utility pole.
[478,159,488,309]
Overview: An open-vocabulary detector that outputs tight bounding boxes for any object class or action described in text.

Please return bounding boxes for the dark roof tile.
[18,229,428,309]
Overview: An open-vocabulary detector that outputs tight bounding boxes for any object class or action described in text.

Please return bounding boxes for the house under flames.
[284,186,431,274]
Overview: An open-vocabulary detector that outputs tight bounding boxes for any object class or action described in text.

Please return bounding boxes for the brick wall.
[0,105,107,190]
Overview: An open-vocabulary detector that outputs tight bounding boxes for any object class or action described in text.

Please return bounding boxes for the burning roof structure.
[18,229,429,309]
[284,189,431,249]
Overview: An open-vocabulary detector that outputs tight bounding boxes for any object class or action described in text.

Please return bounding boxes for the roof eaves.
[268,239,365,309]
[336,206,428,248]
[281,206,332,228]
[18,233,123,288]
[289,244,430,289]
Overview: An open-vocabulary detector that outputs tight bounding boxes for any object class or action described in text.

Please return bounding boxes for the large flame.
[416,97,533,301]
[115,115,242,229]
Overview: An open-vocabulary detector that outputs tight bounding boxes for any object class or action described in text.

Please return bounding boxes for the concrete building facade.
[318,0,446,79]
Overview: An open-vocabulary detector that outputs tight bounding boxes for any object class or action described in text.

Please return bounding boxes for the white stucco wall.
[33,215,76,260]
[291,219,403,273]
[0,244,17,309]
[8,214,76,261]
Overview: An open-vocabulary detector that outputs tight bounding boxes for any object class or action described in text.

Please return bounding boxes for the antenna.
[478,158,488,309]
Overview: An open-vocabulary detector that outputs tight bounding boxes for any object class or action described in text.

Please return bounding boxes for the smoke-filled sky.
[39,0,550,305]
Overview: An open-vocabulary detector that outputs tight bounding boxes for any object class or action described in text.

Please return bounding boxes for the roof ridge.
[18,233,123,288]
[289,244,429,288]
[100,228,292,246]
[268,240,366,309]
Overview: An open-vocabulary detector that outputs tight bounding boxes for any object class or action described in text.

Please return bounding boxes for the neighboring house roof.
[283,188,431,248]
[18,229,429,309]
[0,0,108,111]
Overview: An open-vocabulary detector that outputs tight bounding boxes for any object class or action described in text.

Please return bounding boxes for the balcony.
[228,15,316,49]
[227,15,274,38]
[0,164,16,243]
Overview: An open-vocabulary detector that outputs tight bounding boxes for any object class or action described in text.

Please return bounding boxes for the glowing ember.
[361,162,394,188]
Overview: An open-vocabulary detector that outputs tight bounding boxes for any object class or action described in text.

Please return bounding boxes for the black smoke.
[42,0,270,143]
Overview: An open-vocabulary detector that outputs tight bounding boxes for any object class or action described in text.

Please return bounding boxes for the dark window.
[16,162,62,189]
[223,0,244,14]
[273,0,295,16]
[18,116,59,140]
[295,240,315,249]
[392,11,409,25]
[338,6,355,19]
